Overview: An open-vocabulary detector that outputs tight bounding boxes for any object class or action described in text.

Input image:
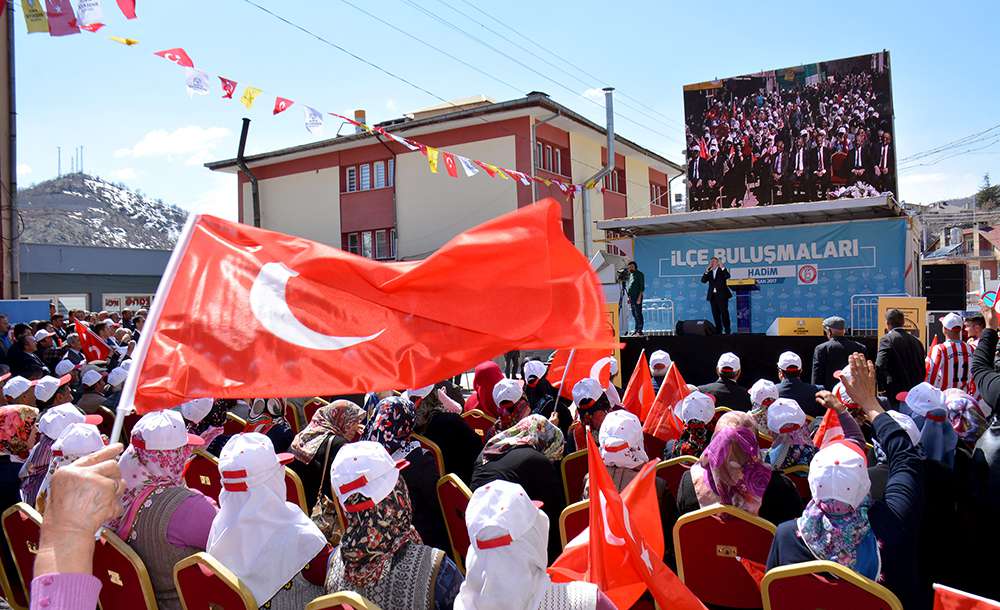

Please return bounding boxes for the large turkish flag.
[120,199,612,412]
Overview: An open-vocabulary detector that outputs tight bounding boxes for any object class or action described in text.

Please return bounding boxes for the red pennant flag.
[219,77,237,99]
[549,434,705,609]
[45,0,80,36]
[548,348,613,400]
[642,363,689,440]
[273,97,294,115]
[622,350,654,420]
[442,152,458,178]
[115,0,136,18]
[154,48,194,68]
[933,584,1000,609]
[74,320,112,362]
[473,160,497,178]
[120,199,612,412]
[812,408,845,448]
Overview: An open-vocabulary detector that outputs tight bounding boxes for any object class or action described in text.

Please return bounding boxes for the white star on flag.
[457,156,480,178]
[304,106,324,135]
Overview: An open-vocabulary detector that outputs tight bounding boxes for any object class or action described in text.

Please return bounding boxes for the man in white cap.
[648,350,671,393]
[76,369,108,415]
[3,376,37,407]
[926,312,973,393]
[698,352,751,411]
[33,374,74,410]
[102,366,129,410]
[54,359,83,394]
[33,329,62,374]
[776,351,824,417]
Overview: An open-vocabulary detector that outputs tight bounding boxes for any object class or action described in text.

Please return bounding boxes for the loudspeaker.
[922,264,967,311]
[676,319,717,336]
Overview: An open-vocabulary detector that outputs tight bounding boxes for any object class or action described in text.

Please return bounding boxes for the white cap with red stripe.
[465,480,544,551]
[217,432,294,494]
[766,398,807,434]
[330,441,409,512]
[130,409,205,450]
[52,423,104,459]
[673,391,715,424]
[808,440,870,509]
[38,404,102,440]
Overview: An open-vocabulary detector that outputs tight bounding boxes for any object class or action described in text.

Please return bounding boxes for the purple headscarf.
[692,423,772,514]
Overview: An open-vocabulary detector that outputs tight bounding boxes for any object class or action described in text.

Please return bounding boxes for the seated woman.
[186,399,237,456]
[748,379,779,436]
[484,379,532,441]
[109,410,218,610]
[208,433,327,609]
[676,411,803,526]
[523,359,572,439]
[568,379,611,452]
[0,405,38,513]
[764,398,817,469]
[326,441,462,609]
[411,384,481,485]
[463,361,504,418]
[664,391,715,459]
[21,404,101,506]
[457,480,615,610]
[288,400,365,511]
[37,422,105,513]
[768,353,924,610]
[244,398,295,453]
[471,414,566,562]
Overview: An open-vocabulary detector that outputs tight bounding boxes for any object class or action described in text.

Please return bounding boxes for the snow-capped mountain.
[18,173,187,249]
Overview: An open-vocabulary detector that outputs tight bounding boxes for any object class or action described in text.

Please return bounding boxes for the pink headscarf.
[691,411,771,514]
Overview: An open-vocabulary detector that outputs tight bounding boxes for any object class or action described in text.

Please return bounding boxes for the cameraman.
[624,261,645,336]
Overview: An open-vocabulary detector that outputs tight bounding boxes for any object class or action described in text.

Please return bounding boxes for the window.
[360,163,371,191]
[554,149,562,175]
[611,171,619,193]
[361,231,373,259]
[674,193,683,203]
[535,140,568,176]
[545,145,553,172]
[375,229,389,260]
[388,158,395,186]
[346,232,360,255]
[535,142,543,166]
[345,167,357,192]
[374,161,386,189]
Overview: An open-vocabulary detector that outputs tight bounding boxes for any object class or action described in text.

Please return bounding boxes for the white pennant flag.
[386,131,420,151]
[76,0,104,30]
[508,169,532,186]
[457,156,479,178]
[304,106,324,135]
[185,69,211,97]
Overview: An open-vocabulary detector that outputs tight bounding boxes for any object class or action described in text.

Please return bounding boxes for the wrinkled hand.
[981,299,999,330]
[841,353,883,422]
[47,444,125,535]
[815,390,844,413]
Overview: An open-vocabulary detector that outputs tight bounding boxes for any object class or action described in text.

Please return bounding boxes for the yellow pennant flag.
[240,86,263,110]
[22,0,49,34]
[110,36,140,46]
[493,165,510,180]
[427,147,440,174]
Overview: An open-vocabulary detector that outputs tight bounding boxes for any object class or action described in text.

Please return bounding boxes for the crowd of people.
[0,300,997,610]
[685,68,896,210]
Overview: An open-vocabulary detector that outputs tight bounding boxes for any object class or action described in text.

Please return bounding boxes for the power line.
[898,122,1000,164]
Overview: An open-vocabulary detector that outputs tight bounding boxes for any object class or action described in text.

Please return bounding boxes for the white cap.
[179,398,214,424]
[766,398,807,434]
[492,379,523,406]
[749,379,779,409]
[572,378,604,407]
[598,410,644,453]
[673,391,715,424]
[523,360,547,381]
[330,441,408,511]
[38,404,102,440]
[808,441,870,508]
[896,382,945,416]
[884,410,920,446]
[34,375,72,403]
[32,329,55,342]
[777,351,803,371]
[131,410,206,451]
[465,480,544,550]
[405,385,435,400]
[218,433,294,486]
[121,360,133,371]
[940,312,964,330]
[649,350,671,373]
[81,369,103,388]
[717,352,741,372]
[54,360,81,377]
[3,376,36,399]
[106,367,128,388]
[52,423,104,459]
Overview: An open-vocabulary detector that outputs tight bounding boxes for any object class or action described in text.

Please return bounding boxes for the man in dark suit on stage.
[811,131,833,200]
[789,131,810,201]
[812,316,867,390]
[875,308,926,408]
[687,147,708,211]
[848,130,872,186]
[701,257,732,334]
[872,131,895,193]
[769,140,788,205]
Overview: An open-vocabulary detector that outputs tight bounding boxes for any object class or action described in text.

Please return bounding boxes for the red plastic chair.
[656,456,697,496]
[782,465,812,503]
[673,504,776,608]
[762,560,903,610]
[284,400,304,434]
[643,433,666,462]
[460,409,495,444]
[174,552,257,610]
[831,151,848,186]
[183,450,222,502]
[436,474,473,573]
[0,535,28,610]
[413,433,446,478]
[560,448,589,504]
[303,397,329,427]
[224,412,248,436]
[307,591,384,610]
[93,529,158,610]
[1,503,42,597]
[285,467,308,513]
[559,500,590,548]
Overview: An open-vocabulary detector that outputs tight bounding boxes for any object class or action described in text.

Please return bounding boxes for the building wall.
[625,157,651,218]
[242,167,341,248]
[568,132,604,252]
[20,272,161,311]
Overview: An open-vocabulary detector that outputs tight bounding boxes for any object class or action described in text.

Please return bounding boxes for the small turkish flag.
[219,77,237,99]
[933,584,1000,609]
[74,320,112,362]
[273,97,294,115]
[642,362,689,440]
[548,348,614,401]
[45,0,80,36]
[119,199,612,412]
[442,152,458,178]
[621,350,654,420]
[154,48,194,68]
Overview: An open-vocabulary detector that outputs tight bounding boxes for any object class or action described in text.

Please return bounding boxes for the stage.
[619,333,878,389]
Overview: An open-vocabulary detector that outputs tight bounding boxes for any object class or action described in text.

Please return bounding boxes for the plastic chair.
[303,397,329,426]
[173,552,257,610]
[224,412,248,437]
[93,529,159,610]
[460,409,496,443]
[284,401,304,434]
[656,456,697,496]
[0,534,28,610]
[758,432,774,449]
[762,560,903,610]
[307,591,384,610]
[1,503,42,597]
[183,450,222,502]
[285,467,309,513]
[831,152,848,186]
[559,500,590,548]
[413,433,446,478]
[782,465,812,503]
[643,432,666,462]
[436,474,473,573]
[95,406,116,439]
[673,504,777,608]
[560,448,589,504]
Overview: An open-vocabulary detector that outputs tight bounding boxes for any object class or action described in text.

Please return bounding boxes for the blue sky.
[14,0,1000,219]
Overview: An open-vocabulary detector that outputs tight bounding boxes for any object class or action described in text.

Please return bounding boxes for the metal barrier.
[641,298,676,334]
[850,293,908,336]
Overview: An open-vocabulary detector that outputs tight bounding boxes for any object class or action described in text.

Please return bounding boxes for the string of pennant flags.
[18,0,612,195]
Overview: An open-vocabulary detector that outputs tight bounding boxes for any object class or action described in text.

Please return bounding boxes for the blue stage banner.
[633,219,907,333]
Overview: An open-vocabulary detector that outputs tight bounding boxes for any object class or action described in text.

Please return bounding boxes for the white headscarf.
[598,410,648,469]
[206,434,326,605]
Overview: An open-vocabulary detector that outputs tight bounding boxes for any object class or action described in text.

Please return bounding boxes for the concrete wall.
[626,157,652,217]
[568,132,604,253]
[242,167,341,248]
[395,136,517,260]
[20,272,161,311]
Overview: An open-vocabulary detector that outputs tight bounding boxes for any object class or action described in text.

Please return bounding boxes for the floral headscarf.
[187,399,232,447]
[341,475,422,588]
[20,435,55,506]
[944,389,989,443]
[487,398,532,440]
[691,412,771,514]
[363,397,421,461]
[0,406,38,461]
[290,400,365,463]
[665,422,711,459]
[481,414,564,463]
[796,498,880,580]
[766,425,817,470]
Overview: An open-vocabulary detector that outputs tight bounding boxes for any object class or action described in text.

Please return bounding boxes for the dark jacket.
[676,468,803,527]
[421,411,483,485]
[401,446,451,556]
[876,328,926,405]
[972,328,1000,414]
[698,377,751,411]
[812,336,867,390]
[701,267,732,301]
[6,346,48,378]
[767,414,924,610]
[777,376,824,418]
[625,269,645,301]
[287,434,348,511]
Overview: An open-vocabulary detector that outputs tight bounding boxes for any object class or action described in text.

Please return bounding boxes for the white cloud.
[114,126,232,166]
[385,98,398,113]
[16,163,31,177]
[582,88,606,101]
[183,174,238,220]
[108,167,138,182]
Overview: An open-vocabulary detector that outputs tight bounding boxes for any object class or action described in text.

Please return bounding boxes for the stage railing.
[641,298,675,334]
[850,293,908,336]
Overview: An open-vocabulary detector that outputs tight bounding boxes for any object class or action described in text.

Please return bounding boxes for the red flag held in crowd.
[933,584,1000,610]
[74,320,111,362]
[154,48,195,68]
[116,0,136,18]
[548,348,613,400]
[621,350,654,419]
[642,362,690,439]
[119,199,612,412]
[812,408,845,448]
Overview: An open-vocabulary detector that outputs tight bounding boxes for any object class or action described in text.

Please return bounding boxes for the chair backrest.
[173,552,257,610]
[560,448,589,504]
[762,560,903,610]
[460,409,495,443]
[782,465,812,503]
[436,473,473,573]
[1,503,42,596]
[0,533,28,610]
[95,406,116,438]
[643,432,666,462]
[183,450,222,502]
[285,467,309,512]
[656,456,698,496]
[673,504,777,608]
[412,433,446,479]
[758,432,773,449]
[122,411,142,445]
[831,151,848,184]
[93,529,159,610]
[559,500,590,548]
[224,412,248,436]
[302,397,329,427]
[306,591,384,610]
[284,401,304,434]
